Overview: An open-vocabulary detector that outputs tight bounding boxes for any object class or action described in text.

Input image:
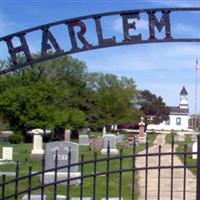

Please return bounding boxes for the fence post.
[196,135,200,200]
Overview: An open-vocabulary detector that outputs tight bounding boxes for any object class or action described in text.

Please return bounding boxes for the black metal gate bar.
[196,135,200,200]
[80,155,84,200]
[144,139,149,200]
[14,161,19,200]
[157,145,161,200]
[41,155,45,200]
[183,144,187,200]
[28,167,32,200]
[92,153,97,200]
[170,135,174,200]
[118,149,123,200]
[66,149,71,200]
[53,151,58,200]
[105,143,110,200]
[131,140,136,200]
[1,175,6,199]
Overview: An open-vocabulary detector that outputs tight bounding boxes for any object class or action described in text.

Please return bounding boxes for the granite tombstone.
[79,135,89,146]
[45,141,79,172]
[191,134,197,142]
[44,141,80,185]
[101,134,118,155]
[116,134,125,144]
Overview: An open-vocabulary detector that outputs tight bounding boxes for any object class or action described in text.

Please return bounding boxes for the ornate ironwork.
[1,7,200,74]
[0,134,199,199]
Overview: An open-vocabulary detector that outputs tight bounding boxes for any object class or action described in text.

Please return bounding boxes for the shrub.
[8,134,22,144]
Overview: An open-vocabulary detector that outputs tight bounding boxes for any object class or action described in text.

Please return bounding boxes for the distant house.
[147,86,191,131]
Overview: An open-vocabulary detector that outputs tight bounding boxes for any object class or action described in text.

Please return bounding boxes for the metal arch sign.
[1,7,200,75]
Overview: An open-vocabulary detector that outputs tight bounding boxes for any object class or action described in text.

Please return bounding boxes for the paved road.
[136,134,196,200]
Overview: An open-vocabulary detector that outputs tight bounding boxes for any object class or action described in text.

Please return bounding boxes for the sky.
[1,0,200,114]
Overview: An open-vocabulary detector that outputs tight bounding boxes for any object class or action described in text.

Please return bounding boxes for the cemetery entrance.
[1,7,200,200]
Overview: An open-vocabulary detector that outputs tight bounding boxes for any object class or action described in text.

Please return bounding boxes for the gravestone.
[79,135,89,146]
[71,198,92,200]
[1,131,14,142]
[116,134,125,144]
[90,138,102,152]
[64,129,71,141]
[102,198,123,200]
[174,133,185,142]
[192,142,197,159]
[138,117,146,144]
[103,127,106,135]
[30,129,44,160]
[114,124,118,130]
[44,141,80,185]
[22,195,47,200]
[101,134,118,155]
[2,147,13,160]
[191,134,197,142]
[56,196,92,200]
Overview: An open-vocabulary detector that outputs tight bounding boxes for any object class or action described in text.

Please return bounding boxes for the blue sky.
[1,0,200,114]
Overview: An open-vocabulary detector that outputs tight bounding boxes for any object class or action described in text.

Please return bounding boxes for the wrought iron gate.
[0,134,199,200]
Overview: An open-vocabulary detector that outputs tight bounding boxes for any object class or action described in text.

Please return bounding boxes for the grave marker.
[22,195,47,200]
[30,129,44,160]
[192,142,197,159]
[79,135,89,146]
[2,147,13,160]
[44,141,80,185]
[101,134,118,155]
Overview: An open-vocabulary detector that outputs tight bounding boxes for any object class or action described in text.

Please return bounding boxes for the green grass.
[0,133,157,199]
[165,134,197,175]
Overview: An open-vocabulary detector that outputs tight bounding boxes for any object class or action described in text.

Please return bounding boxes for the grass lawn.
[0,133,157,199]
[165,134,197,175]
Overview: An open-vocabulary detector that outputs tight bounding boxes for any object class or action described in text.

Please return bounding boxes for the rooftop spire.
[180,86,188,96]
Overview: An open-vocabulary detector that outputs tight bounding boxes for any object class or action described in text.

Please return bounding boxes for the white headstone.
[191,134,197,142]
[101,134,118,155]
[114,124,118,130]
[71,198,92,200]
[79,135,89,145]
[192,142,197,159]
[103,127,106,135]
[174,133,185,142]
[116,135,125,143]
[2,147,13,160]
[31,129,44,155]
[22,195,47,200]
[102,198,123,200]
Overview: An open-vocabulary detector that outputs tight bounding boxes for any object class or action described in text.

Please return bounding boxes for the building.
[147,86,191,131]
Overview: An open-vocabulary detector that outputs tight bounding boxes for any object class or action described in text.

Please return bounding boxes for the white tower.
[179,86,188,109]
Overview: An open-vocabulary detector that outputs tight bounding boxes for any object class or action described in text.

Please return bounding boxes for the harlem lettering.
[1,8,199,74]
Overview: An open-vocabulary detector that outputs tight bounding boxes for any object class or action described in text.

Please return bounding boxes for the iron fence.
[0,134,199,200]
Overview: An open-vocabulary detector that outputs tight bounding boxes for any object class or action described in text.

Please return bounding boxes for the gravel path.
[136,134,196,200]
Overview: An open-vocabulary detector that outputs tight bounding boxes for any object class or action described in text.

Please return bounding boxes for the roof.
[169,106,189,114]
[180,86,188,95]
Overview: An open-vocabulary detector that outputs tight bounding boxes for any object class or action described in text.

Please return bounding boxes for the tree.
[0,56,86,135]
[137,90,170,126]
[86,73,140,129]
